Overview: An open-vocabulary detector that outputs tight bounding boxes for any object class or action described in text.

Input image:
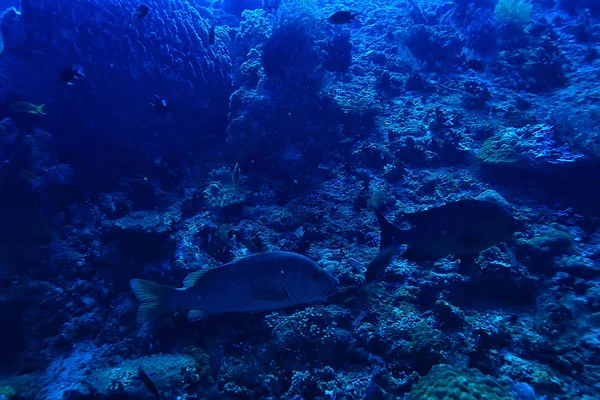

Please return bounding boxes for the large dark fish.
[376,199,517,261]
[130,251,339,323]
[328,11,359,25]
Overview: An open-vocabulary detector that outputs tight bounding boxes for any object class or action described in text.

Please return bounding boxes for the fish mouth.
[320,285,339,300]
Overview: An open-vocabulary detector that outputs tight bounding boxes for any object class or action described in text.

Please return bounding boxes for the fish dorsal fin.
[183,270,207,288]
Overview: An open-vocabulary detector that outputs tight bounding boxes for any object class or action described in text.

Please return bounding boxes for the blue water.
[0,0,599,398]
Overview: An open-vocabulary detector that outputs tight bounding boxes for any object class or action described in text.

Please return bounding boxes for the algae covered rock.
[0,374,37,400]
[516,223,576,274]
[87,353,213,398]
[99,210,180,264]
[477,124,584,172]
[407,364,514,400]
[108,210,179,235]
[523,224,575,256]
[475,189,510,208]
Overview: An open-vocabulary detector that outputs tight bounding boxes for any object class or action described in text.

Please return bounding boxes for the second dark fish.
[376,199,518,262]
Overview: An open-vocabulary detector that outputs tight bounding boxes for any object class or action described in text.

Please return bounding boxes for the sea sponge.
[407,364,513,400]
[516,223,576,274]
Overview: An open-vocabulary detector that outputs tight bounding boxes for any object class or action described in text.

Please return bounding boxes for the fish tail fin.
[130,279,179,324]
[376,210,407,249]
[37,104,46,115]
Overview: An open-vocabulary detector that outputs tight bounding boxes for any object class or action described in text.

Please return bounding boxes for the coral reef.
[0,0,599,398]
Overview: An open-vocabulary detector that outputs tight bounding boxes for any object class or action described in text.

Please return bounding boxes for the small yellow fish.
[10,102,46,115]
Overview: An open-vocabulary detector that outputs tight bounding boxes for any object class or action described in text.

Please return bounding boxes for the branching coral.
[405,25,466,71]
[261,0,323,91]
[494,0,532,26]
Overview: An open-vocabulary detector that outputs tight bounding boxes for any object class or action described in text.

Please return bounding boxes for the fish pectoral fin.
[188,310,208,321]
[254,287,290,302]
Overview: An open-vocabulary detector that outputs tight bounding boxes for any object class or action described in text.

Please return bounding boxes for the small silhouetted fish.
[208,26,215,45]
[130,251,339,324]
[150,94,168,114]
[364,247,399,285]
[134,3,150,19]
[464,58,484,72]
[232,162,240,191]
[137,366,162,400]
[328,11,359,25]
[377,199,517,261]
[58,64,85,85]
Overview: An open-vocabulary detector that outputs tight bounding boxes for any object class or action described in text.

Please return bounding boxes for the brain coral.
[4,0,231,100]
[477,124,584,172]
[407,364,514,400]
[0,0,232,181]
